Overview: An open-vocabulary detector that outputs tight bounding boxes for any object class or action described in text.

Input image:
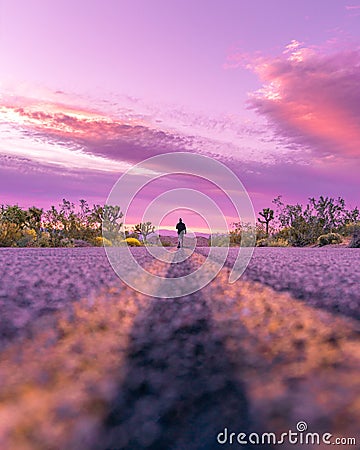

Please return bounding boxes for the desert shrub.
[146,235,161,246]
[122,237,142,247]
[269,238,289,247]
[93,236,113,247]
[16,229,37,247]
[340,222,360,237]
[0,223,22,247]
[274,227,291,240]
[317,233,342,247]
[289,221,319,246]
[256,238,269,247]
[72,239,92,247]
[36,232,51,247]
[59,238,74,247]
[125,231,140,240]
[273,222,318,246]
[348,226,360,248]
[257,237,288,247]
[160,240,172,247]
[230,223,259,247]
[209,233,230,247]
[241,232,257,247]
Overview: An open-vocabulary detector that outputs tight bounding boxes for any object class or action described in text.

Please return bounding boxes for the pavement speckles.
[0,247,359,449]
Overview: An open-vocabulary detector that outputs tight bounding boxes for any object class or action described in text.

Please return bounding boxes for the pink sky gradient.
[0,0,359,231]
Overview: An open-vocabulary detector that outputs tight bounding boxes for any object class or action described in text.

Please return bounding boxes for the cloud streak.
[1,92,284,171]
[229,41,360,161]
[1,81,358,216]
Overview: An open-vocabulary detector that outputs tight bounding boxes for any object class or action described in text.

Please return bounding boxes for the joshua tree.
[26,206,43,237]
[0,204,27,230]
[0,204,27,246]
[134,222,155,243]
[258,208,274,237]
[100,205,124,242]
[308,196,348,233]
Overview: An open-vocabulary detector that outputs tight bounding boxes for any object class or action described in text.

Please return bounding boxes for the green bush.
[317,233,342,247]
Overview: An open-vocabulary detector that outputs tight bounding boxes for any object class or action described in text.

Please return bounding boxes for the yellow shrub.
[270,238,289,247]
[93,236,113,247]
[317,233,342,247]
[122,237,142,247]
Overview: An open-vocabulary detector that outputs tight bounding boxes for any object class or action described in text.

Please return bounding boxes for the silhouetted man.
[176,218,186,248]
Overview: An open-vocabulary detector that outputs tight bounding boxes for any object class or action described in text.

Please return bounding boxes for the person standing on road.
[176,218,186,248]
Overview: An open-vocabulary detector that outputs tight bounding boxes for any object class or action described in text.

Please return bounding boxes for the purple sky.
[0,0,359,231]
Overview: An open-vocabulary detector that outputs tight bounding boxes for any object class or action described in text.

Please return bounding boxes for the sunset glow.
[0,0,359,228]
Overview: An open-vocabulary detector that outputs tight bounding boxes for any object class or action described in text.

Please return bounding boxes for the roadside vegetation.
[213,196,359,248]
[0,199,146,248]
[0,196,359,248]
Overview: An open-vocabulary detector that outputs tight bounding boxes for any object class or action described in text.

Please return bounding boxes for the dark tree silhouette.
[134,222,155,243]
[258,208,274,236]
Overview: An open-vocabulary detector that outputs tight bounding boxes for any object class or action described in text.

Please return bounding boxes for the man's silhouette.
[176,218,186,248]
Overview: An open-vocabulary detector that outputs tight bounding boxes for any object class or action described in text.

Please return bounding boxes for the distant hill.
[147,233,209,247]
[150,229,210,238]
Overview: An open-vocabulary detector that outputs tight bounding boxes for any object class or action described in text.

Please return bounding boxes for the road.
[0,247,359,449]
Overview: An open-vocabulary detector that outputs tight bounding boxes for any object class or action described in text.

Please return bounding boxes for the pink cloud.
[230,42,360,161]
[0,98,197,167]
[1,87,359,218]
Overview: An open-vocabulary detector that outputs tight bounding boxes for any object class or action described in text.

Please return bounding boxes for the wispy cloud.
[227,41,360,161]
[0,97,191,171]
[345,5,360,17]
[1,80,359,212]
[0,91,284,170]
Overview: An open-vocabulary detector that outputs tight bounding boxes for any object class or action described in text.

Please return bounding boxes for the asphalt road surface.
[0,247,359,449]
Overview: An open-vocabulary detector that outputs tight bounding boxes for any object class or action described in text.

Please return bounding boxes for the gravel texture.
[0,248,151,347]
[198,247,360,320]
[0,247,359,450]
